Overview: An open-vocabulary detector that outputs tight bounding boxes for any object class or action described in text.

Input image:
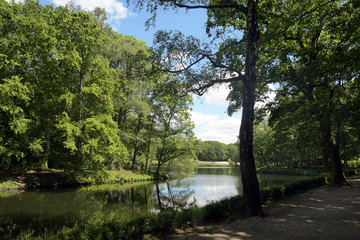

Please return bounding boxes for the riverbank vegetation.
[0,169,169,191]
[1,0,360,238]
[0,0,198,181]
[0,176,326,240]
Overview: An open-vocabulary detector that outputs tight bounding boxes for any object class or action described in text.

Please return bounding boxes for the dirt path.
[182,174,360,240]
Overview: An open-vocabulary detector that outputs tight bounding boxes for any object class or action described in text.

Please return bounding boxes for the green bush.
[203,195,244,223]
[260,177,325,203]
[257,167,323,176]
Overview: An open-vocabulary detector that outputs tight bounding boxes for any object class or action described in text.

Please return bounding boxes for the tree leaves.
[0,0,196,175]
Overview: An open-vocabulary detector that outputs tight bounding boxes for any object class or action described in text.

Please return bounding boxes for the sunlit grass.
[0,180,21,190]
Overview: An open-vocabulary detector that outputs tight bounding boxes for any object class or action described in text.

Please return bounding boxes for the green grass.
[0,180,21,190]
[194,161,230,166]
[105,169,156,182]
[73,169,170,186]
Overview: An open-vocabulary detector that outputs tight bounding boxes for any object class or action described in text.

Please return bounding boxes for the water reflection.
[0,167,311,231]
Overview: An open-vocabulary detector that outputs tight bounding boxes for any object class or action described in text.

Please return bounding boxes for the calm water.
[0,166,310,230]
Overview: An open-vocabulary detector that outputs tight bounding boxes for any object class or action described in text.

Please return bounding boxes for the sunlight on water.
[0,166,310,230]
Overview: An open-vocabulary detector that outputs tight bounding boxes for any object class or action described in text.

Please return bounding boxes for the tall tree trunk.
[321,137,331,172]
[319,113,346,185]
[239,0,263,217]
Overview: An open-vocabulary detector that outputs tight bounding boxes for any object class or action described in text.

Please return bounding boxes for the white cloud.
[191,111,240,144]
[51,0,129,20]
[200,117,240,144]
[203,84,230,106]
[190,111,219,125]
[202,82,276,109]
[191,83,276,144]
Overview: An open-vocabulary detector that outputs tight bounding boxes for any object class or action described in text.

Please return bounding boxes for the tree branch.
[162,0,247,14]
[296,0,335,22]
[152,55,206,74]
[190,75,243,96]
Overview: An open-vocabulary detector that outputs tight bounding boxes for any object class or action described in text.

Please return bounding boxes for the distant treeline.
[196,141,238,163]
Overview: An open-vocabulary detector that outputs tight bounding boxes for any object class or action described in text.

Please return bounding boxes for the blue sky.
[35,0,244,144]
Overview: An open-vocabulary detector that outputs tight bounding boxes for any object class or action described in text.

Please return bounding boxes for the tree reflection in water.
[155,182,195,211]
[0,167,311,230]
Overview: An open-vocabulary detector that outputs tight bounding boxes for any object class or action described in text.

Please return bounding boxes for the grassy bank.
[194,161,230,166]
[0,169,168,191]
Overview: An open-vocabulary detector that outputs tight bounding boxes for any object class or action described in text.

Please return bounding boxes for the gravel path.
[182,174,360,240]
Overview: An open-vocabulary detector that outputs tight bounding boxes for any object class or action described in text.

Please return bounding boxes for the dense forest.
[1,0,360,218]
[0,0,198,178]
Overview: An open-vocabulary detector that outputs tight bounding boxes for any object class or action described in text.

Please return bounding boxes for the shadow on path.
[181,175,360,240]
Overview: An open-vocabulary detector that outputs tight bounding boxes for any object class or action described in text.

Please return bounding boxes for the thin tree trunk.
[156,155,162,174]
[239,0,263,217]
[132,114,142,169]
[145,120,154,171]
[43,135,50,170]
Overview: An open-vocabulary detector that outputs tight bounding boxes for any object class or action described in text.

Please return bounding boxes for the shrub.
[203,195,244,223]
[260,177,325,203]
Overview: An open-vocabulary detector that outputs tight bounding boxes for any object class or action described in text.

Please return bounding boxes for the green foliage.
[0,0,197,176]
[0,180,20,190]
[259,0,360,180]
[346,159,360,171]
[197,140,239,163]
[260,177,326,203]
[257,167,324,177]
[151,77,198,173]
[203,195,244,223]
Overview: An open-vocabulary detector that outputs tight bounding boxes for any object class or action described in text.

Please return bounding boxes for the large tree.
[151,76,197,174]
[0,1,128,177]
[129,0,264,216]
[260,0,360,184]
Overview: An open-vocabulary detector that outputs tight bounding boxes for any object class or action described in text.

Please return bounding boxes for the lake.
[0,166,311,231]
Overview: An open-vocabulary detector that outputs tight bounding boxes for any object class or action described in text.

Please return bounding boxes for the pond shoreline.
[0,166,331,239]
[0,166,329,191]
[0,169,167,192]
